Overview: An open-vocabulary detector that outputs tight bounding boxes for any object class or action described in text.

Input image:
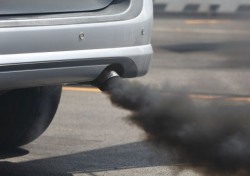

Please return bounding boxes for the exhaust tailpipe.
[92,70,121,92]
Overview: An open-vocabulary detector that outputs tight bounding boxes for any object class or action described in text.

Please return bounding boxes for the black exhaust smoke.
[94,70,250,176]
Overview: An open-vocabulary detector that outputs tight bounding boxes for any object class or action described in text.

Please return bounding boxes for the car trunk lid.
[0,0,113,15]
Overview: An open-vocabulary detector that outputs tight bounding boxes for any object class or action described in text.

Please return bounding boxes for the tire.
[0,85,62,149]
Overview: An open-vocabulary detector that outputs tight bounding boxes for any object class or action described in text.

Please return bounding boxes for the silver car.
[0,0,153,148]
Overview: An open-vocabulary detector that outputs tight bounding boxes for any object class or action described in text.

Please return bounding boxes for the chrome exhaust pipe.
[92,70,121,92]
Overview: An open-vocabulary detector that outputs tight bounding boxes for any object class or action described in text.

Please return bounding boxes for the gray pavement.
[141,18,250,95]
[1,18,250,176]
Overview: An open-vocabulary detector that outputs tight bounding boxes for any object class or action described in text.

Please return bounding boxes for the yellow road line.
[63,87,101,93]
[185,19,231,25]
[190,94,223,100]
[190,94,250,102]
[64,86,250,102]
[225,97,250,102]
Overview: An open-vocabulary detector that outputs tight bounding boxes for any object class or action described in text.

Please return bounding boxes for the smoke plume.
[104,77,250,176]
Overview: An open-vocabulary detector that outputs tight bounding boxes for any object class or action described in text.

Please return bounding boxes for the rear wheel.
[0,85,62,149]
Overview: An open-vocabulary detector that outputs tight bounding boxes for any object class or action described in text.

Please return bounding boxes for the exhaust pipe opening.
[92,69,121,92]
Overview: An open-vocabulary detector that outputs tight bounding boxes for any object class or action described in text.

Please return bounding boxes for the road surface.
[1,17,250,176]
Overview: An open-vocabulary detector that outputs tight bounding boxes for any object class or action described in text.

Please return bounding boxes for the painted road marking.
[225,97,250,102]
[191,94,250,102]
[63,87,100,93]
[63,86,250,102]
[185,20,231,25]
[189,94,223,100]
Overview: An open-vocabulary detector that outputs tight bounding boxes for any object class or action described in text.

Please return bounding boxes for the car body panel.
[0,12,151,54]
[0,0,141,27]
[0,0,153,90]
[0,0,113,15]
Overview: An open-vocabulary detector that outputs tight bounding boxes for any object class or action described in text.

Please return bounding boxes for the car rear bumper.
[0,0,153,90]
[0,45,152,90]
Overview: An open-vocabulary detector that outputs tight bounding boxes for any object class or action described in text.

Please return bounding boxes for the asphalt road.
[1,18,250,176]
